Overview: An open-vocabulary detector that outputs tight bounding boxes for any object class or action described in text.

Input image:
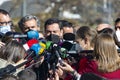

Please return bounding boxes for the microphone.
[25,42,46,59]
[39,42,46,53]
[61,41,73,51]
[53,44,63,65]
[1,31,21,43]
[23,39,39,51]
[45,41,53,50]
[46,34,60,44]
[79,49,120,54]
[0,32,4,38]
[5,30,39,39]
[31,42,46,55]
[63,33,75,41]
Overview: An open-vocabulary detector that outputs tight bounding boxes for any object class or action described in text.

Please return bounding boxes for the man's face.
[76,38,85,49]
[97,23,111,32]
[0,13,12,26]
[62,27,74,35]
[0,13,12,34]
[23,19,40,33]
[45,23,61,37]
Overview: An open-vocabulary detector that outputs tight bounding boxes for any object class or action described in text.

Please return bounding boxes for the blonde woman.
[60,33,120,79]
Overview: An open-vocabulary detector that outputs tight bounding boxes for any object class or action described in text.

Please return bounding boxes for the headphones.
[18,14,40,29]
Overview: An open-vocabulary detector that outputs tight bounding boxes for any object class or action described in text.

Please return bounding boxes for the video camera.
[61,33,82,57]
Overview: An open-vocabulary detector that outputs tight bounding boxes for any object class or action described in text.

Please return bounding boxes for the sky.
[0,0,10,5]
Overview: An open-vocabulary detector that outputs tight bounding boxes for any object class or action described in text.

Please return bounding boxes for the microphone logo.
[30,42,46,56]
[38,42,46,55]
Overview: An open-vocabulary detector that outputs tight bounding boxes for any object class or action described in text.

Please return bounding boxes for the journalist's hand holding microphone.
[58,61,81,80]
[58,61,74,73]
[0,41,5,48]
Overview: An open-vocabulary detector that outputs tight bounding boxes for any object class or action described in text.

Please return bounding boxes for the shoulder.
[78,57,98,74]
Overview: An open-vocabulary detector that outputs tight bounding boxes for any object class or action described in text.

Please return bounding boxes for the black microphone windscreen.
[46,34,60,44]
[5,31,21,37]
[1,32,22,43]
[0,32,4,39]
[61,41,73,51]
[63,33,75,41]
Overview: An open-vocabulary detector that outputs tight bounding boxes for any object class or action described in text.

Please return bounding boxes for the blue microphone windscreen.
[27,30,39,39]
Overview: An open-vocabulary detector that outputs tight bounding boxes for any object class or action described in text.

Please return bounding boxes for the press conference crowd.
[0,9,120,80]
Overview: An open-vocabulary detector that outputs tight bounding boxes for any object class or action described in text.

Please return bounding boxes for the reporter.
[0,40,26,75]
[59,33,120,79]
[76,26,97,50]
[78,33,120,79]
[1,75,19,80]
[97,28,120,48]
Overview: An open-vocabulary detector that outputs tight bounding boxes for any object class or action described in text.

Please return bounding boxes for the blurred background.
[0,0,120,32]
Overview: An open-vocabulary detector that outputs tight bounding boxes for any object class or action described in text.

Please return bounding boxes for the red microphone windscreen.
[27,39,39,48]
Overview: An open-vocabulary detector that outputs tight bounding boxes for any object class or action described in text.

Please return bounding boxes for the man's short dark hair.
[60,20,73,28]
[44,18,61,30]
[115,17,120,26]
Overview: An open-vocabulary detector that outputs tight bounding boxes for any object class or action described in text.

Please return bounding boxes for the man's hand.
[0,41,5,48]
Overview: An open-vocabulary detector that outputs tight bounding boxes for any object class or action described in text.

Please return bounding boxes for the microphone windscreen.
[46,34,60,44]
[23,39,39,51]
[5,31,21,35]
[39,42,46,54]
[30,43,41,56]
[63,33,75,41]
[27,30,39,39]
[27,39,39,48]
[4,31,21,38]
[0,32,4,38]
[30,42,46,56]
[46,41,52,50]
[61,41,73,51]
[1,31,21,43]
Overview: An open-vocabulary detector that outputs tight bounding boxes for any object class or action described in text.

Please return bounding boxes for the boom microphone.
[0,59,33,77]
[5,30,39,39]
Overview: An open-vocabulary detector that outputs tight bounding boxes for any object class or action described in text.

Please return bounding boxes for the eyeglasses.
[0,21,12,26]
